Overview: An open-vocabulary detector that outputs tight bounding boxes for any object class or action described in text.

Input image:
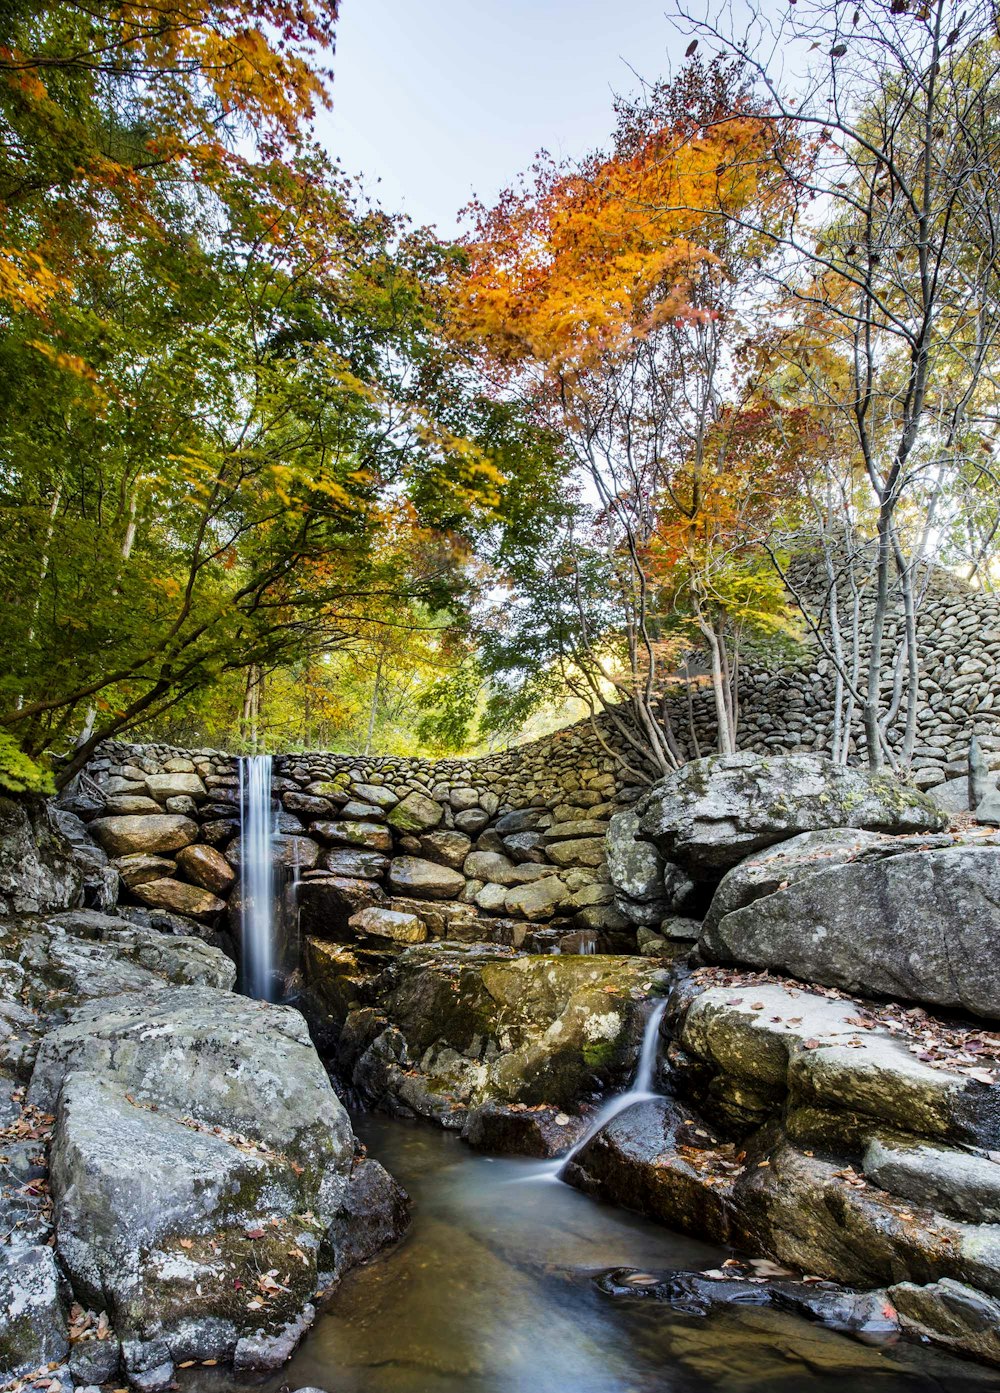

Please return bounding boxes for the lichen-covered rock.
[0,797,83,916]
[310,821,393,854]
[606,808,665,903]
[417,830,472,870]
[0,1244,69,1380]
[386,791,444,834]
[701,845,1000,1020]
[503,876,569,921]
[632,754,946,878]
[349,907,427,944]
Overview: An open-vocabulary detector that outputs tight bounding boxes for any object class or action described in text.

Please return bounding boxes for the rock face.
[621,753,945,880]
[0,796,83,916]
[701,843,1000,1020]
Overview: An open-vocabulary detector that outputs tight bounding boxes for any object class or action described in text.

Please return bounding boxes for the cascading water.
[516,997,668,1186]
[238,754,275,1002]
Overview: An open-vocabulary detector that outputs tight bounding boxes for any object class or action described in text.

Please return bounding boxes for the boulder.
[388,857,464,901]
[348,907,427,945]
[454,809,490,835]
[890,1278,1000,1364]
[349,783,398,810]
[463,851,550,887]
[90,814,198,858]
[0,1244,69,1380]
[0,796,83,916]
[44,910,236,992]
[340,800,386,822]
[503,876,569,921]
[226,834,320,872]
[544,837,605,869]
[284,792,334,818]
[632,754,946,878]
[144,773,207,803]
[606,808,666,903]
[51,809,116,911]
[863,1137,1000,1224]
[320,849,388,881]
[103,794,162,815]
[701,844,1000,1020]
[322,1157,409,1281]
[175,843,235,895]
[310,820,393,854]
[386,792,444,834]
[417,829,472,870]
[462,1100,587,1157]
[113,853,178,889]
[132,877,226,920]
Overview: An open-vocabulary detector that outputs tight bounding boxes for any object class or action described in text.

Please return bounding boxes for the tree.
[452,60,810,777]
[677,0,1000,768]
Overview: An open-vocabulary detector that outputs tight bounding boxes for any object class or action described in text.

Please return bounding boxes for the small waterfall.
[238,754,275,1002]
[577,931,597,956]
[513,998,668,1186]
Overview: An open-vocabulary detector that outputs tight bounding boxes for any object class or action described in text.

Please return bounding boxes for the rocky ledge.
[0,797,407,1393]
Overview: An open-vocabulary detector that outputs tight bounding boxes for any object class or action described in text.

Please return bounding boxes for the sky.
[315,0,698,236]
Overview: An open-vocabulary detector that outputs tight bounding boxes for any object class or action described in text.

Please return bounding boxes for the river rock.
[113,854,178,891]
[349,907,427,944]
[132,877,226,920]
[863,1137,1000,1223]
[462,1100,587,1157]
[175,843,235,894]
[102,794,162,816]
[323,1157,410,1281]
[90,814,198,858]
[890,1278,1000,1364]
[387,792,444,834]
[632,754,946,878]
[701,844,1000,1020]
[454,809,489,835]
[388,857,464,901]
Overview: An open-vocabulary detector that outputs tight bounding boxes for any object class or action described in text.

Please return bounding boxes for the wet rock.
[323,1157,409,1280]
[132,878,226,920]
[285,791,335,818]
[387,792,444,834]
[454,809,489,835]
[90,815,198,859]
[227,833,320,873]
[462,1100,586,1157]
[633,754,945,878]
[174,843,235,895]
[890,1278,1000,1364]
[388,857,464,901]
[702,845,1000,1020]
[340,800,386,822]
[232,1307,314,1373]
[566,1097,735,1242]
[349,907,428,944]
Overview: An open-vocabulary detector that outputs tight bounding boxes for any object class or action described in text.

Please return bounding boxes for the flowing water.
[186,1113,998,1393]
[238,753,275,1001]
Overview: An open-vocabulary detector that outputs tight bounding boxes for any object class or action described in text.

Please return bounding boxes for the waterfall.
[513,998,668,1186]
[238,754,275,1002]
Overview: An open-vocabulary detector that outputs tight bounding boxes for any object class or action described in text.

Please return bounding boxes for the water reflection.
[186,1115,999,1393]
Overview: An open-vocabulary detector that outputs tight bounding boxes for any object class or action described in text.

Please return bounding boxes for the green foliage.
[0,733,54,795]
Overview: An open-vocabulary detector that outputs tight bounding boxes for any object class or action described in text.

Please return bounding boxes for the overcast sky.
[316,0,698,236]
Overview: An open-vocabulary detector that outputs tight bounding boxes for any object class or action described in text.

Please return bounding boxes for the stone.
[890,1278,1000,1364]
[864,1137,1000,1223]
[448,787,480,812]
[43,909,236,991]
[566,1097,735,1243]
[971,732,993,811]
[284,792,334,818]
[543,819,608,841]
[462,1100,587,1157]
[474,882,508,914]
[930,777,973,815]
[503,877,569,921]
[0,796,83,916]
[633,753,946,878]
[227,833,320,872]
[455,809,489,835]
[200,817,239,847]
[51,810,116,911]
[544,836,605,869]
[502,830,547,863]
[132,877,226,920]
[388,857,465,901]
[495,810,545,835]
[0,1245,69,1380]
[386,792,444,834]
[350,783,398,810]
[298,876,388,939]
[174,843,235,894]
[462,851,550,887]
[144,772,207,803]
[323,1157,409,1281]
[348,907,427,944]
[701,844,1000,1020]
[606,808,666,903]
[305,780,350,803]
[90,814,198,858]
[310,820,393,853]
[102,794,162,815]
[658,915,701,940]
[340,800,386,822]
[417,829,472,870]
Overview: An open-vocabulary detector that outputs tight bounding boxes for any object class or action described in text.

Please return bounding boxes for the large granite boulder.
[90,814,198,858]
[31,986,401,1383]
[701,843,1000,1020]
[623,754,945,880]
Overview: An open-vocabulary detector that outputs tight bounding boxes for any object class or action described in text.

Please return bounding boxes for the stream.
[188,1112,1000,1393]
